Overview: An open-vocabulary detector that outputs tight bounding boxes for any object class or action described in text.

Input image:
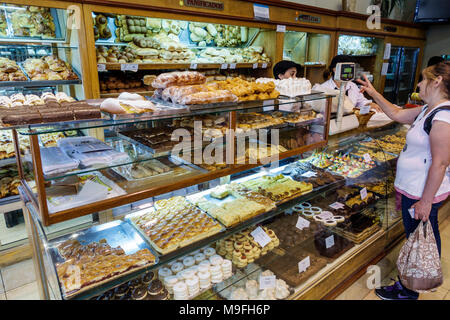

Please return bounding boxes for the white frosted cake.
[256,77,312,97]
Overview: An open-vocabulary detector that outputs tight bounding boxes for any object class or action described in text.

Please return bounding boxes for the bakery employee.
[321,55,382,112]
[273,60,302,80]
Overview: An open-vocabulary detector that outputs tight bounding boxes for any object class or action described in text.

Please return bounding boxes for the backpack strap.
[423,105,450,135]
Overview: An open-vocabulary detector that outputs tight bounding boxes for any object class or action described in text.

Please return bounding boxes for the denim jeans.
[401,194,443,256]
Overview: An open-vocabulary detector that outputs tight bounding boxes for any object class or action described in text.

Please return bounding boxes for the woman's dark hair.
[427,56,445,67]
[423,61,450,99]
[323,55,356,80]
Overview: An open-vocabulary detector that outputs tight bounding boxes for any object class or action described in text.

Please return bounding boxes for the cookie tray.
[47,219,160,300]
[125,206,226,256]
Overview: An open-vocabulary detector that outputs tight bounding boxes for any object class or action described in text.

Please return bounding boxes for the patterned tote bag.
[397,221,443,292]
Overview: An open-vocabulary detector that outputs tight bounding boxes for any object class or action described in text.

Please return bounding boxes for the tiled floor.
[1,218,449,300]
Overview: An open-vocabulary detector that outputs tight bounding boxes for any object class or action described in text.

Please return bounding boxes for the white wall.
[422,25,450,69]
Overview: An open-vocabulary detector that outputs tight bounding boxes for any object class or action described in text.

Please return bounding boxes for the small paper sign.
[329,202,345,210]
[359,105,371,115]
[220,63,228,69]
[360,187,368,200]
[301,171,317,178]
[276,25,286,32]
[251,226,271,248]
[383,43,391,60]
[259,275,276,289]
[298,256,310,273]
[316,211,334,220]
[296,216,310,230]
[262,63,268,69]
[97,64,106,72]
[325,235,335,249]
[381,62,389,76]
[121,63,138,72]
[190,63,198,69]
[229,63,236,69]
[363,153,372,163]
[253,63,259,69]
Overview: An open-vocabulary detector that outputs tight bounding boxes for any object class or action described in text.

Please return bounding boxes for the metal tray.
[47,219,159,299]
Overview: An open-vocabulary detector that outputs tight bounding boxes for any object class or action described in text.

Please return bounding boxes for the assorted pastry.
[112,158,174,181]
[237,112,284,131]
[0,100,101,126]
[92,271,169,300]
[0,58,27,82]
[9,5,56,38]
[351,147,397,162]
[157,247,233,299]
[360,138,404,155]
[129,196,223,254]
[23,56,79,81]
[55,238,157,295]
[99,73,151,94]
[0,131,30,159]
[190,183,276,227]
[215,226,279,268]
[217,269,291,300]
[214,77,279,102]
[0,92,74,108]
[0,164,33,199]
[93,14,112,41]
[0,10,7,37]
[241,174,313,203]
[313,229,354,259]
[193,46,270,64]
[289,162,345,189]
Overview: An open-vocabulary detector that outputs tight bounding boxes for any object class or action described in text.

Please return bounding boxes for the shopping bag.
[396,221,443,292]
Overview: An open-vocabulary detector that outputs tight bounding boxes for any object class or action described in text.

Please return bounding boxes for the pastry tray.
[47,219,159,300]
[125,206,226,256]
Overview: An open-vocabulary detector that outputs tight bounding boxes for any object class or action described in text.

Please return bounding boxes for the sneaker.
[375,278,419,300]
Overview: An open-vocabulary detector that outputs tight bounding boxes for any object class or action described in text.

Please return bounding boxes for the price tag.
[296,216,310,230]
[316,211,334,220]
[360,187,368,200]
[253,63,259,69]
[220,63,228,69]
[325,235,335,249]
[97,64,106,72]
[276,25,286,32]
[301,171,317,178]
[262,63,268,69]
[298,256,310,273]
[190,63,198,70]
[359,105,371,115]
[229,63,236,69]
[363,153,372,163]
[259,275,276,289]
[329,202,345,210]
[250,226,271,248]
[121,63,138,72]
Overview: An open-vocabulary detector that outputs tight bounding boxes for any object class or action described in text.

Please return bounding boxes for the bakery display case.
[16,102,412,300]
[83,4,278,99]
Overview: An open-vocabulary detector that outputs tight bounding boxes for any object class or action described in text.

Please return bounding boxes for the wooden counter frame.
[15,96,333,226]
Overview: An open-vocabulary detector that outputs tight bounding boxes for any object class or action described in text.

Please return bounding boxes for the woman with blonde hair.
[357,62,450,300]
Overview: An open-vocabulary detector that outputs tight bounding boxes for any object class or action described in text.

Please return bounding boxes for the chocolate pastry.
[1,112,42,125]
[142,271,155,285]
[152,287,169,300]
[313,230,354,259]
[128,278,142,290]
[131,285,148,300]
[39,110,74,122]
[114,283,129,298]
[147,279,163,295]
[72,108,101,120]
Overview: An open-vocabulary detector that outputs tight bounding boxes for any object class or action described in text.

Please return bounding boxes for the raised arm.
[357,75,422,124]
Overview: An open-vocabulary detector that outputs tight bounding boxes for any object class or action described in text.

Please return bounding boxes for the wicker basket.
[354,108,375,127]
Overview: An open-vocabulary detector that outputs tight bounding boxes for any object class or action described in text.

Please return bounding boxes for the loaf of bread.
[179,90,238,105]
[161,83,219,103]
[151,71,206,89]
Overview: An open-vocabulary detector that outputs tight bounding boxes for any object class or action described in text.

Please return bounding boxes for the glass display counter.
[0,1,88,251]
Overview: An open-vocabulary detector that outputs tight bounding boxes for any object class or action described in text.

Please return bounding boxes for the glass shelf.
[14,94,333,135]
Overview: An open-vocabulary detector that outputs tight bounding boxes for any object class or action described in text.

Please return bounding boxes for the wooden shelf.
[99,62,271,71]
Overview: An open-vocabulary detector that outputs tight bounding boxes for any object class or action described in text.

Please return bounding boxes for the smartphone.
[408,207,415,219]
